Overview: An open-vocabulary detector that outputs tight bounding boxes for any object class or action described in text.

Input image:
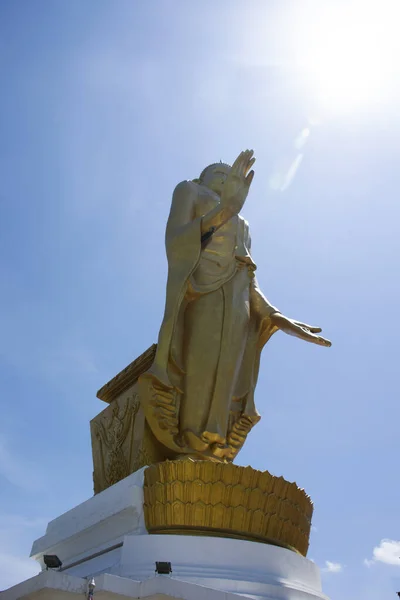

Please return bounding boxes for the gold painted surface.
[91,390,168,494]
[139,150,331,462]
[143,460,313,557]
[97,345,156,404]
[92,150,331,493]
[91,346,257,494]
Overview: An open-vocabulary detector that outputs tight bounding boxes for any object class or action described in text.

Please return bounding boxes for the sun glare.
[296,2,400,112]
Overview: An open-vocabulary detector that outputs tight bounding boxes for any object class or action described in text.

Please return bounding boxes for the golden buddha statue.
[139,150,331,462]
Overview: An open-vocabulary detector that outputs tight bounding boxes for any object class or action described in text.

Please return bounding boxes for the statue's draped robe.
[139,181,279,458]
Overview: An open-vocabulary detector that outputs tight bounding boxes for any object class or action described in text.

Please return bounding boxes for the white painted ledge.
[0,570,329,600]
[0,468,329,600]
[0,570,86,600]
[114,534,329,600]
[30,467,147,570]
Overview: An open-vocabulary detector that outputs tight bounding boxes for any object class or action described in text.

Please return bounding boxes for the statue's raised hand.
[220,149,255,215]
[271,313,332,347]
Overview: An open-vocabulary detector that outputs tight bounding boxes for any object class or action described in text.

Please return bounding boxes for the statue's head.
[197,162,231,195]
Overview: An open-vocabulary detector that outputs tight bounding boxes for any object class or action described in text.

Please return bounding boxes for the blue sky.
[1,1,400,598]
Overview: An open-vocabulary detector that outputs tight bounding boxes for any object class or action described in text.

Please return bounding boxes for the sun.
[295,1,399,113]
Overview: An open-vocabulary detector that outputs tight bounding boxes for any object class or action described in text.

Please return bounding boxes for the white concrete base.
[30,467,148,573]
[0,470,329,600]
[0,568,329,600]
[116,534,328,600]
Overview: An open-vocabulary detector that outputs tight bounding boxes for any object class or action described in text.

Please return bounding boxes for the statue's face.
[201,164,231,195]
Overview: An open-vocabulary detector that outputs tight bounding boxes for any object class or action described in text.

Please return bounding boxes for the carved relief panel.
[91,383,166,494]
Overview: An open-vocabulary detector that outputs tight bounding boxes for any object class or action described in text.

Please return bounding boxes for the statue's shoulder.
[173,179,198,195]
[238,215,249,227]
[238,215,250,232]
[237,215,251,244]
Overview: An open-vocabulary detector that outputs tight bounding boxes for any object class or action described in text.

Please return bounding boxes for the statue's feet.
[201,429,226,445]
[182,429,209,452]
[210,442,234,460]
[138,372,184,453]
[175,453,209,462]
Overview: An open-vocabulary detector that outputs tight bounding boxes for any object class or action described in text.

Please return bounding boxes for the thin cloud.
[365,539,400,566]
[364,558,375,568]
[0,553,40,591]
[0,306,98,383]
[323,561,343,573]
[0,436,46,493]
[40,335,98,378]
[0,515,46,590]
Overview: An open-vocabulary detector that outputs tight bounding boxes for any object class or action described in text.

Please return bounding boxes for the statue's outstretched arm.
[244,220,331,348]
[250,276,279,320]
